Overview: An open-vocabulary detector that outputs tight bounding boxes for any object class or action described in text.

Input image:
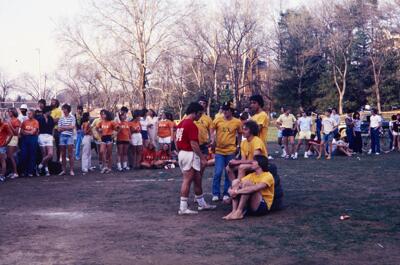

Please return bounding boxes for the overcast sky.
[0,0,303,79]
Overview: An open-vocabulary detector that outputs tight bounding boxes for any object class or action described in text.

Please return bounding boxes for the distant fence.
[0,102,36,111]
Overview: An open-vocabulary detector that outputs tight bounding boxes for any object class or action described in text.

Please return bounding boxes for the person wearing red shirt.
[0,113,13,182]
[6,108,21,179]
[175,102,215,215]
[140,142,157,169]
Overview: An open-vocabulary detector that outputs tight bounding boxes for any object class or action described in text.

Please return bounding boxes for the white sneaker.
[304,153,308,158]
[293,153,298,159]
[222,195,230,202]
[100,167,107,174]
[198,203,217,211]
[178,208,198,215]
[45,168,50,176]
[38,164,43,170]
[307,150,313,156]
[368,149,372,155]
[268,155,274,160]
[281,152,286,158]
[124,166,130,171]
[375,153,380,155]
[212,196,219,202]
[117,167,123,172]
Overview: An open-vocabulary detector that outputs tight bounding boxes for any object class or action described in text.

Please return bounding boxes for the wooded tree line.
[274,0,400,114]
[2,0,400,116]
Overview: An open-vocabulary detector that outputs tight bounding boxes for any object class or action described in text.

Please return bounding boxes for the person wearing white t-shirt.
[317,109,337,160]
[294,111,312,159]
[369,109,382,155]
[331,108,340,135]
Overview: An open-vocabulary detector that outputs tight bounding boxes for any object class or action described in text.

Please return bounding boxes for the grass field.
[0,143,399,265]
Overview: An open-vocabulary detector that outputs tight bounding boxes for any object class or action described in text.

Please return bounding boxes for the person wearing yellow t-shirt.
[249,95,270,152]
[223,155,275,220]
[226,120,267,182]
[50,99,63,161]
[195,96,213,156]
[276,107,297,159]
[210,102,242,202]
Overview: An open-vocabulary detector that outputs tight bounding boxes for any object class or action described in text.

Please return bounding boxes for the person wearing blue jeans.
[74,105,84,160]
[210,101,242,202]
[369,109,382,155]
[20,109,39,176]
[212,154,236,200]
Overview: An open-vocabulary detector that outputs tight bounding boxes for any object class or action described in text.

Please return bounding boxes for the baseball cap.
[222,101,235,111]
[20,104,28,109]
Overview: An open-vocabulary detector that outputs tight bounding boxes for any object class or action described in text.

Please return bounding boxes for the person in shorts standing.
[317,109,337,160]
[130,110,143,169]
[37,106,55,176]
[157,112,174,149]
[331,108,340,136]
[96,110,116,174]
[6,108,21,179]
[176,102,215,215]
[294,111,312,159]
[276,108,297,159]
[58,104,76,176]
[20,109,39,177]
[0,114,13,182]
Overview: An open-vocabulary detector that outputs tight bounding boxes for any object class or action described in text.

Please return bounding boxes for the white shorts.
[178,150,201,172]
[131,133,143,146]
[158,136,171,144]
[298,131,311,140]
[7,136,18,147]
[393,131,399,136]
[38,134,54,147]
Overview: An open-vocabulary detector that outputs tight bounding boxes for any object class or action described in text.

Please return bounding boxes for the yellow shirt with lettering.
[213,117,242,155]
[251,111,269,153]
[240,136,267,159]
[194,114,213,145]
[51,107,62,129]
[242,172,275,209]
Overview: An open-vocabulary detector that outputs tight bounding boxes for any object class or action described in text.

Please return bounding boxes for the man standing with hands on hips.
[176,102,216,215]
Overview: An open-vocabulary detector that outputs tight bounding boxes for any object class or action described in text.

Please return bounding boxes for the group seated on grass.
[308,133,354,158]
[223,155,284,220]
[140,143,177,169]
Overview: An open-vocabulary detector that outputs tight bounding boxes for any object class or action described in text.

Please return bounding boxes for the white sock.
[123,162,128,168]
[195,195,207,207]
[117,162,122,169]
[180,197,188,210]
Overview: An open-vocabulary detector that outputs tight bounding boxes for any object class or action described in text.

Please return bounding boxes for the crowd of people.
[0,95,398,219]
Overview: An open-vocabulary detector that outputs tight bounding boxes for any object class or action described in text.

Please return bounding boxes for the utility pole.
[35,48,41,96]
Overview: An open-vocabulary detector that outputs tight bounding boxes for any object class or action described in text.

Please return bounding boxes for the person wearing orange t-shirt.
[20,109,39,177]
[154,143,176,168]
[140,142,157,169]
[96,109,117,174]
[0,113,13,182]
[130,110,143,169]
[157,112,174,146]
[116,110,131,171]
[6,108,21,179]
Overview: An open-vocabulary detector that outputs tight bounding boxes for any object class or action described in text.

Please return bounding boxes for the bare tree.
[16,73,54,102]
[0,71,14,102]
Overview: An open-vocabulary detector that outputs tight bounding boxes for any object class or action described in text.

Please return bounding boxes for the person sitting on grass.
[154,143,177,169]
[332,135,353,157]
[226,120,267,182]
[308,134,321,157]
[140,142,157,169]
[223,155,279,220]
